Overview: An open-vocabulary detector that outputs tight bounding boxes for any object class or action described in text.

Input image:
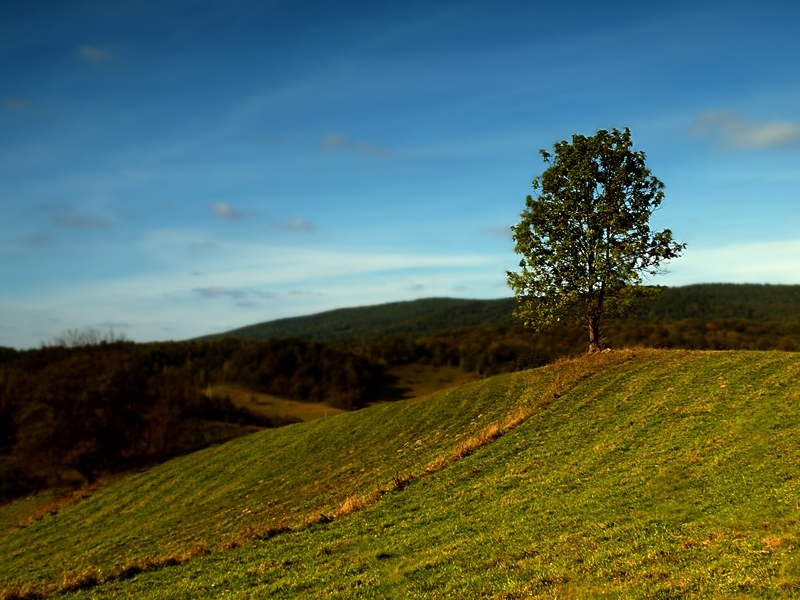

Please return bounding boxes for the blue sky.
[2,0,799,349]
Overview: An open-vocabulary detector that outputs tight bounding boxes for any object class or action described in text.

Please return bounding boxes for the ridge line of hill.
[205,283,800,343]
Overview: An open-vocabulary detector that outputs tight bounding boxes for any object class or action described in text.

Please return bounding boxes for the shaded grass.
[3,350,800,598]
[378,364,479,401]
[207,384,346,422]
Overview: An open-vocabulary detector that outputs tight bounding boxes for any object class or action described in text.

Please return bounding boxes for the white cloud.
[211,202,249,220]
[271,218,314,232]
[692,111,800,149]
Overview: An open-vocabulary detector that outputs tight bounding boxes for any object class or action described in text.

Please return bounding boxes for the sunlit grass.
[2,350,799,598]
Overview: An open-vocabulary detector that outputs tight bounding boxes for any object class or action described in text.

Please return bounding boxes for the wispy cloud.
[193,287,275,303]
[659,239,800,285]
[319,133,391,156]
[692,111,800,149]
[235,300,259,308]
[54,215,111,229]
[193,286,247,299]
[211,202,253,220]
[20,233,53,248]
[3,233,506,348]
[3,98,44,114]
[77,44,116,68]
[271,218,315,232]
[190,240,219,251]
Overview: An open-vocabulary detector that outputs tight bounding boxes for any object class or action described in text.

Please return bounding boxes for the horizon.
[2,0,799,349]
[16,281,798,346]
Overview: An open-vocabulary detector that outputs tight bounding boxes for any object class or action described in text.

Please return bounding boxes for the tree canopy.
[507,128,685,352]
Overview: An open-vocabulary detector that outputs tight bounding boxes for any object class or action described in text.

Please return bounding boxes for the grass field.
[2,349,799,598]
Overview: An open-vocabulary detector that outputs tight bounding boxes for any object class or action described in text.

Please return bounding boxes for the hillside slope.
[2,350,800,598]
[211,284,800,343]
[208,297,517,342]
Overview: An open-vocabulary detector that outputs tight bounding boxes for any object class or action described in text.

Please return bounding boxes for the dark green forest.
[215,283,800,374]
[217,284,800,342]
[2,284,798,504]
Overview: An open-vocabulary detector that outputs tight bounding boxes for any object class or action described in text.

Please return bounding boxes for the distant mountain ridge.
[210,283,800,343]
[207,297,518,342]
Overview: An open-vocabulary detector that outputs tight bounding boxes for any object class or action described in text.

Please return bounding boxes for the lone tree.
[507,128,685,353]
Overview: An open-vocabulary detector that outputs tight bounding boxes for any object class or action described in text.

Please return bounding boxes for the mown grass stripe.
[2,350,799,598]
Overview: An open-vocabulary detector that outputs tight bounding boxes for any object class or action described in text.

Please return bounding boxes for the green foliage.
[1,350,799,598]
[641,283,800,321]
[508,128,685,351]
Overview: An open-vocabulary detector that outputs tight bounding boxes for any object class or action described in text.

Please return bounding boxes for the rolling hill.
[204,297,517,343]
[209,284,800,343]
[2,349,799,598]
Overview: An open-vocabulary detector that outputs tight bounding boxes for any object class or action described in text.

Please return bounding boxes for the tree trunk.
[587,313,601,353]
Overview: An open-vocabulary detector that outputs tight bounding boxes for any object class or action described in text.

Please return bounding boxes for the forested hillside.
[210,297,517,342]
[0,339,378,503]
[214,284,800,377]
[215,284,800,343]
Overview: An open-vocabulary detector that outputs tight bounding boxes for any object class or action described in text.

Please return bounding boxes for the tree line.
[352,316,799,377]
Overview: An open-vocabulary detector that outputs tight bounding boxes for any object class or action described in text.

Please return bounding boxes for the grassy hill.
[2,349,799,598]
[211,284,800,343]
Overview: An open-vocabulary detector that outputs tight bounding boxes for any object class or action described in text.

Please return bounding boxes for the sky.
[2,0,799,349]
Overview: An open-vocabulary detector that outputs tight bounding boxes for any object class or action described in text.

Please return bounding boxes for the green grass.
[2,350,800,598]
